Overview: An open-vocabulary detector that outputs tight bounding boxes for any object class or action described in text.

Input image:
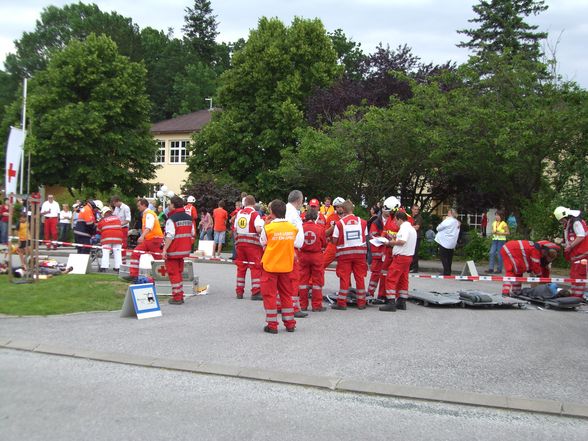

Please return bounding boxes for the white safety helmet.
[554,206,580,221]
[382,196,401,212]
[332,197,345,207]
[101,206,112,216]
[187,195,196,203]
[93,200,104,210]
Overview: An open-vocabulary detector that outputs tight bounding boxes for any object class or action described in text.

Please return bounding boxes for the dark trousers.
[438,245,454,275]
[410,237,421,271]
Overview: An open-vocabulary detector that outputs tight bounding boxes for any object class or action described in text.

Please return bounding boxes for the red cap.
[309,198,320,207]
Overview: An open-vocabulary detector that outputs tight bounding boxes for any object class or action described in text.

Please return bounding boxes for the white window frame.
[155,140,166,164]
[170,140,190,164]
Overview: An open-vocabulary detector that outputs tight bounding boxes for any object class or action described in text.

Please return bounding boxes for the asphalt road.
[1,349,587,441]
[1,261,587,405]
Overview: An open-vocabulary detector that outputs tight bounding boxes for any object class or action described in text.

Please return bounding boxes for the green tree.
[27,34,157,194]
[328,29,365,80]
[182,0,219,61]
[170,62,217,115]
[4,2,143,79]
[188,17,340,196]
[458,0,548,77]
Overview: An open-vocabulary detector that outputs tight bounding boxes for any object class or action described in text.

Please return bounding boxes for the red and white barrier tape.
[8,237,588,284]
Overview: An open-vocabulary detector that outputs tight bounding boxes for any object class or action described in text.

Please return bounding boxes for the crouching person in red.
[299,209,327,312]
[500,240,559,296]
[380,211,417,311]
[162,196,195,305]
[260,200,304,334]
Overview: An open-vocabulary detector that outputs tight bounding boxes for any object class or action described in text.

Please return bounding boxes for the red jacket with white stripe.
[97,215,123,245]
[501,240,549,277]
[234,207,262,247]
[166,208,194,259]
[333,215,367,258]
[301,222,327,254]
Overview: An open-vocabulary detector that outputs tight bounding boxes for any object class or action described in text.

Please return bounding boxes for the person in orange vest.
[162,196,195,304]
[298,209,327,311]
[320,197,334,218]
[500,240,559,295]
[73,199,103,254]
[322,197,346,269]
[129,198,164,282]
[554,206,588,298]
[97,206,123,273]
[234,195,264,300]
[260,199,304,334]
[331,200,368,310]
[380,211,417,311]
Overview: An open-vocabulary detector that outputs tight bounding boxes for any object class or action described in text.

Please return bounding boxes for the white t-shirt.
[393,221,417,256]
[114,203,131,227]
[435,217,460,249]
[285,202,303,248]
[59,210,72,224]
[41,200,60,218]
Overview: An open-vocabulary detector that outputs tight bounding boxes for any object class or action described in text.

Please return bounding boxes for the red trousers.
[570,259,587,298]
[323,243,337,269]
[166,258,185,301]
[502,257,522,295]
[385,254,412,300]
[298,251,325,310]
[367,251,384,297]
[235,244,262,296]
[336,255,368,307]
[378,250,393,299]
[121,227,128,249]
[44,217,58,247]
[261,269,296,331]
[129,238,163,277]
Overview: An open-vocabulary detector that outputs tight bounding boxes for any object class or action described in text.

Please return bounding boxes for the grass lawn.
[0,274,128,316]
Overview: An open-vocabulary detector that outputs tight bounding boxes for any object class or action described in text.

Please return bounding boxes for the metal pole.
[20,78,27,195]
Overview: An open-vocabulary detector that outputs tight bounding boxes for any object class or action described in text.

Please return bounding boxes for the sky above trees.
[1,0,587,86]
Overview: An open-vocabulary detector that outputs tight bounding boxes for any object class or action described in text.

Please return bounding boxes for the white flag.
[4,127,25,195]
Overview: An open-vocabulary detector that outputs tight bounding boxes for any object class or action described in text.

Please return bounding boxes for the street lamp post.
[156,184,175,211]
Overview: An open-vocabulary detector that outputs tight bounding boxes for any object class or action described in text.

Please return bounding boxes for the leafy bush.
[462,232,490,262]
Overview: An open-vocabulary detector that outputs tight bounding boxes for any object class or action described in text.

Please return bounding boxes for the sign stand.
[459,260,479,281]
[121,283,162,320]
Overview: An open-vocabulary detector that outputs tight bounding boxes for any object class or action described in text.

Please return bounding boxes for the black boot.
[379,299,397,312]
[397,297,407,310]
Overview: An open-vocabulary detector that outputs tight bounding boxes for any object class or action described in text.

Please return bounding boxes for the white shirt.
[59,210,72,224]
[285,202,303,248]
[114,203,131,227]
[435,216,460,250]
[393,221,417,256]
[41,200,60,218]
[144,212,156,231]
[165,218,195,239]
[259,218,304,249]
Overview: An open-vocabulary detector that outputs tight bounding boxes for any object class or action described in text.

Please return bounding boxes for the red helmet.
[309,198,320,207]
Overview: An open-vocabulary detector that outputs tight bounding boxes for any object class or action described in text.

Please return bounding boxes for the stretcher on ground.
[408,290,527,308]
[512,285,584,310]
[408,290,462,306]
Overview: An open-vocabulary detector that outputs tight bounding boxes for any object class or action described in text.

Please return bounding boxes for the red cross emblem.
[157,265,167,276]
[304,230,317,246]
[7,162,17,182]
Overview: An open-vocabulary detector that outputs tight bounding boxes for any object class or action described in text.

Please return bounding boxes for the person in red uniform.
[367,207,392,298]
[260,199,304,334]
[234,195,264,300]
[380,211,417,311]
[162,196,195,304]
[331,200,368,310]
[553,206,588,298]
[500,240,559,296]
[184,195,198,229]
[301,198,327,226]
[129,199,164,282]
[97,206,123,272]
[298,210,327,311]
[323,197,346,268]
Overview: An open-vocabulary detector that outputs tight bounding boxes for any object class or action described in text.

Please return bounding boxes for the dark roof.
[150,110,212,134]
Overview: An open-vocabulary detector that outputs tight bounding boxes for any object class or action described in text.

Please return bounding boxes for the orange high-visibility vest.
[261,221,298,273]
[142,209,163,240]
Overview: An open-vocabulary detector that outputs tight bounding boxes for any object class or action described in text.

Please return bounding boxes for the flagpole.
[20,77,27,195]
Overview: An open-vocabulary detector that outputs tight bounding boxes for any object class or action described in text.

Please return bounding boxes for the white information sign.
[197,240,215,257]
[66,254,90,274]
[121,283,162,320]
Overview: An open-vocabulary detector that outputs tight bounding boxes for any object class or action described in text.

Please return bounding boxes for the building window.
[170,140,190,163]
[155,141,166,163]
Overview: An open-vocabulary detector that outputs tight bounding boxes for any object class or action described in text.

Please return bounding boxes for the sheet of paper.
[369,237,389,247]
